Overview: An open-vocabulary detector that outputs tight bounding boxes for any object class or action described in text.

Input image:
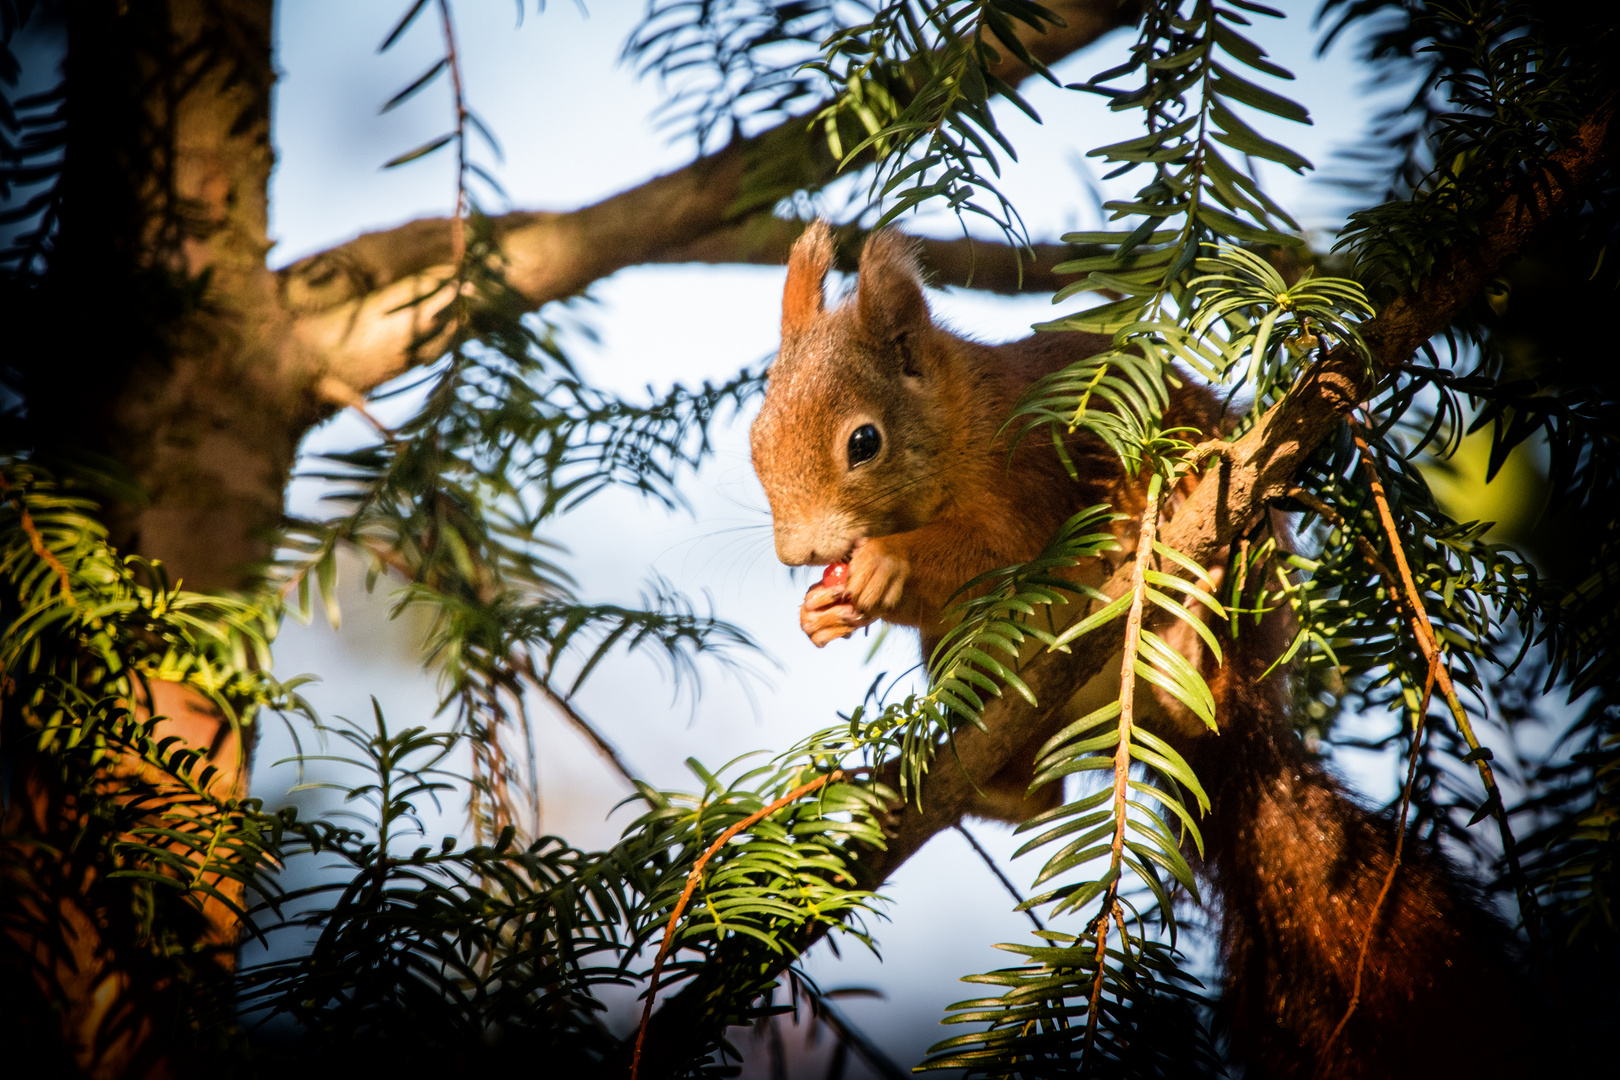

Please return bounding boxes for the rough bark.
[24,0,1137,862]
[28,0,318,598]
[18,3,286,1074]
[28,0,1611,1068]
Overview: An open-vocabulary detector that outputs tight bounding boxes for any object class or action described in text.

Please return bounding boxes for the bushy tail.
[1188,679,1524,1078]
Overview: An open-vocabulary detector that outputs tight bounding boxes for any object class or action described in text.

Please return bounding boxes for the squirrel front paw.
[847,539,909,614]
[797,542,909,648]
[800,573,871,647]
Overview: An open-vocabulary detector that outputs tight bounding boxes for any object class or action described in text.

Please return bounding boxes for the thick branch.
[1169,104,1617,569]
[644,217,1108,298]
[283,1,1142,397]
[630,103,1619,1073]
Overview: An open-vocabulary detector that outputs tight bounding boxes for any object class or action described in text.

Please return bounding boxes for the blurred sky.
[259,3,1404,1074]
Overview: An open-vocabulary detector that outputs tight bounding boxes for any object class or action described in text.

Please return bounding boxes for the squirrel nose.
[774,520,840,567]
[773,525,816,567]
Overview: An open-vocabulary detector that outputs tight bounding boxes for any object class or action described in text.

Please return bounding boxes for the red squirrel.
[749,222,1523,1078]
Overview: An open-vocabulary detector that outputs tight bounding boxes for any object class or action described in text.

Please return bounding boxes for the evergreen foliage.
[2,0,1618,1075]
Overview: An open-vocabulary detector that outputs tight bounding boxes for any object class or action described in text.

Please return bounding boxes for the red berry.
[822,562,849,588]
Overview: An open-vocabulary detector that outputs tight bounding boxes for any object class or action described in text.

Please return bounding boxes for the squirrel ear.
[782,220,834,337]
[856,230,929,340]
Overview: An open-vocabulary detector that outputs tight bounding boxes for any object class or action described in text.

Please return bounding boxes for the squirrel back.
[749,222,1526,1078]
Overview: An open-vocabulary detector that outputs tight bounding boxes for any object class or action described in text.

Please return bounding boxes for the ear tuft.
[782,220,835,337]
[856,229,929,338]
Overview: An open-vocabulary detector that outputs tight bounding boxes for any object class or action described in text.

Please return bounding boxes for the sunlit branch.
[282,1,1144,404]
[631,768,849,1080]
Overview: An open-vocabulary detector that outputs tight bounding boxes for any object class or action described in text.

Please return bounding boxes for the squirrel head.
[750,221,958,566]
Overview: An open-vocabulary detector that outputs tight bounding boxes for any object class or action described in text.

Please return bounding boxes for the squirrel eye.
[846,424,881,468]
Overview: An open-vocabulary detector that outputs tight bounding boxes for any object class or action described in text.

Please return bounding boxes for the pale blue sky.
[260,3,1401,1074]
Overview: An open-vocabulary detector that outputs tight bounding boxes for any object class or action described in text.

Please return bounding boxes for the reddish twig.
[623,107,1618,1066]
[1284,487,1398,585]
[0,469,74,605]
[630,769,848,1080]
[1083,471,1164,1052]
[1350,426,1543,951]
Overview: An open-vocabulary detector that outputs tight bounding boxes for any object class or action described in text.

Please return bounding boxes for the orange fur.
[780,220,833,337]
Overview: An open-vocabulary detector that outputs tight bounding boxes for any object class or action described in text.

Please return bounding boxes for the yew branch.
[0,471,74,605]
[1085,472,1162,1043]
[1351,427,1545,949]
[630,769,847,1080]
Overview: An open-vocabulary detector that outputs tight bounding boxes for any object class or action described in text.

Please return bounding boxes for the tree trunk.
[24,3,284,1073]
[49,0,302,594]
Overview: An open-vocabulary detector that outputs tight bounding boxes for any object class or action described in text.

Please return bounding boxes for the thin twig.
[435,0,468,267]
[1350,426,1545,953]
[0,469,73,604]
[955,823,1044,931]
[468,678,516,840]
[806,989,912,1080]
[1084,472,1164,1052]
[315,376,398,441]
[1285,487,1399,585]
[532,676,638,785]
[1317,654,1437,1072]
[630,770,847,1080]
